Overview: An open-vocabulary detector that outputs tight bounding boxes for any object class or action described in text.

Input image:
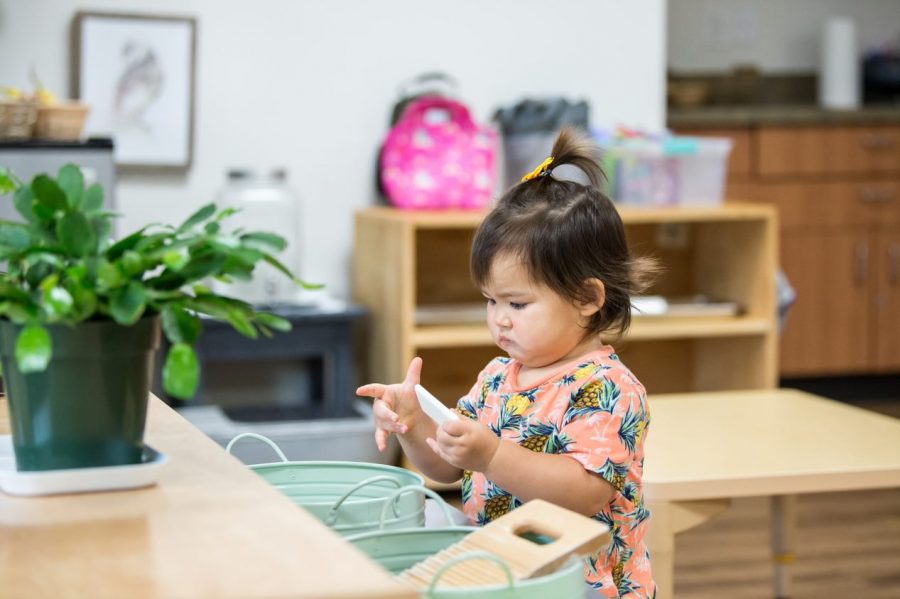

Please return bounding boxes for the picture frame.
[72,12,197,171]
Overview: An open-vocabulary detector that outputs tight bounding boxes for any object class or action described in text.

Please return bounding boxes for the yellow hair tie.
[521,156,554,182]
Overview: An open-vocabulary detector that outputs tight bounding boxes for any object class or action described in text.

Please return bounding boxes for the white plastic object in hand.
[414,384,459,425]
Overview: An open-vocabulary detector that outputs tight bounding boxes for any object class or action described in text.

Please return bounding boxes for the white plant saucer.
[0,435,168,497]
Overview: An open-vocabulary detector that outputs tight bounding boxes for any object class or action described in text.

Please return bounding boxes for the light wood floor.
[674,490,900,598]
[674,392,900,598]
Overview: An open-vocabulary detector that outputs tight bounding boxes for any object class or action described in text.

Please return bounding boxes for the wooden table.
[643,389,900,598]
[0,395,417,599]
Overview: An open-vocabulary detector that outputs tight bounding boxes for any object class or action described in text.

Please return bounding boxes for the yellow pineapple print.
[611,472,626,492]
[572,363,595,382]
[520,434,549,453]
[613,561,624,588]
[634,419,647,444]
[505,393,530,415]
[572,381,603,409]
[457,406,476,420]
[484,494,513,520]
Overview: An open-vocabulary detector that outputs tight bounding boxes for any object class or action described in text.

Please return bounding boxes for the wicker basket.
[33,102,90,141]
[0,99,38,140]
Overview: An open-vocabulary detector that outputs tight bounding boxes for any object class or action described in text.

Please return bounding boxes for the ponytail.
[546,126,605,188]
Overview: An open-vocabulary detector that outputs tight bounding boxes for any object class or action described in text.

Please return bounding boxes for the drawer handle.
[859,188,897,203]
[855,242,868,286]
[890,243,900,286]
[860,133,897,150]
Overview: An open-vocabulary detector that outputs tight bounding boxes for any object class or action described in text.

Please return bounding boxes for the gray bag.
[494,98,590,188]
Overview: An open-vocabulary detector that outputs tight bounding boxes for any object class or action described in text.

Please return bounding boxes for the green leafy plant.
[0,163,316,399]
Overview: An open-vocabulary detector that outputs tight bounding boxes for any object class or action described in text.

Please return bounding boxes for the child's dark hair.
[471,126,657,338]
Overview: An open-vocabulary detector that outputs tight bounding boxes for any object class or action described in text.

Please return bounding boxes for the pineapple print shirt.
[456,346,655,598]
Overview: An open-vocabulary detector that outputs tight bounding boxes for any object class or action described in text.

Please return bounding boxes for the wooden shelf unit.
[353,204,778,484]
[353,203,778,489]
[354,204,778,395]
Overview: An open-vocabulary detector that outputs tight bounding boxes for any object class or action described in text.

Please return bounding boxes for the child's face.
[481,253,595,369]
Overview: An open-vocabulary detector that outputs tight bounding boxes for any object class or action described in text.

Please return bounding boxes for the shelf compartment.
[416,345,500,406]
[415,229,481,306]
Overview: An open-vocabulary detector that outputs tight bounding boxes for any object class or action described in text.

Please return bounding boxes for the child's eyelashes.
[483,297,528,310]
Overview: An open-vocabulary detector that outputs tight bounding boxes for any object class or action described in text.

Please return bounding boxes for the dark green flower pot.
[0,316,161,472]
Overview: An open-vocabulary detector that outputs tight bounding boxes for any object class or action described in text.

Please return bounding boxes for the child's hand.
[426,418,500,473]
[356,357,424,452]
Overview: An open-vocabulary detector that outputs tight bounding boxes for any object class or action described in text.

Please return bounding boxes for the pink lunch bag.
[380,96,497,210]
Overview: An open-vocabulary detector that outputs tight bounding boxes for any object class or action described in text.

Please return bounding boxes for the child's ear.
[579,278,606,316]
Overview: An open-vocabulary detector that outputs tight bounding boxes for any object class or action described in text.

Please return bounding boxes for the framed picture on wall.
[72,12,197,171]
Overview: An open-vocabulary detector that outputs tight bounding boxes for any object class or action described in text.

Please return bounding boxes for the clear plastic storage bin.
[600,135,733,206]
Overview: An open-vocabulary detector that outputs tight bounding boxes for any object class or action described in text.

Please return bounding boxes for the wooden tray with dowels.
[396,499,611,589]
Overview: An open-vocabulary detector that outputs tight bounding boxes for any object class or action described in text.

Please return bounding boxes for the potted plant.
[0,163,313,471]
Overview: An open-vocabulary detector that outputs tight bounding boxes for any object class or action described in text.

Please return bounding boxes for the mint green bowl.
[227,433,425,536]
[348,527,586,598]
[347,491,586,599]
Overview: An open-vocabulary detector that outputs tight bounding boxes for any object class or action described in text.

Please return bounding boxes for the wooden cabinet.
[873,229,900,371]
[675,121,900,377]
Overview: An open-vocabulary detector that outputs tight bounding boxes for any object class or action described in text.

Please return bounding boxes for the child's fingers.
[372,397,397,421]
[375,428,389,452]
[427,436,454,466]
[403,357,423,386]
[373,400,407,434]
[357,383,387,398]
[440,418,466,437]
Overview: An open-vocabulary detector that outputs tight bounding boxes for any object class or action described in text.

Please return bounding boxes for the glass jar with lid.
[215,168,301,305]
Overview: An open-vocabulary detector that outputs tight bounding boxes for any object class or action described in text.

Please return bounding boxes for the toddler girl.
[357,127,656,598]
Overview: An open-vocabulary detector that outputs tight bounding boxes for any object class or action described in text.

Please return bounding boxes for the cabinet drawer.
[756,125,900,177]
[779,231,871,375]
[757,181,900,230]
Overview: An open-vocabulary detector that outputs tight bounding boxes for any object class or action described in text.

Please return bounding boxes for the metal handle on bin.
[225,432,289,463]
[377,484,457,530]
[325,475,404,526]
[426,551,515,596]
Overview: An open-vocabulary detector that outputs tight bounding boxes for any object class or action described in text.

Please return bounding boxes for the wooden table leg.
[771,494,797,598]
[647,502,676,599]
[647,499,732,598]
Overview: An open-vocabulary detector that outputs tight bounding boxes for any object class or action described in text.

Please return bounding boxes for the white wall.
[668,0,900,72]
[1,0,666,298]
